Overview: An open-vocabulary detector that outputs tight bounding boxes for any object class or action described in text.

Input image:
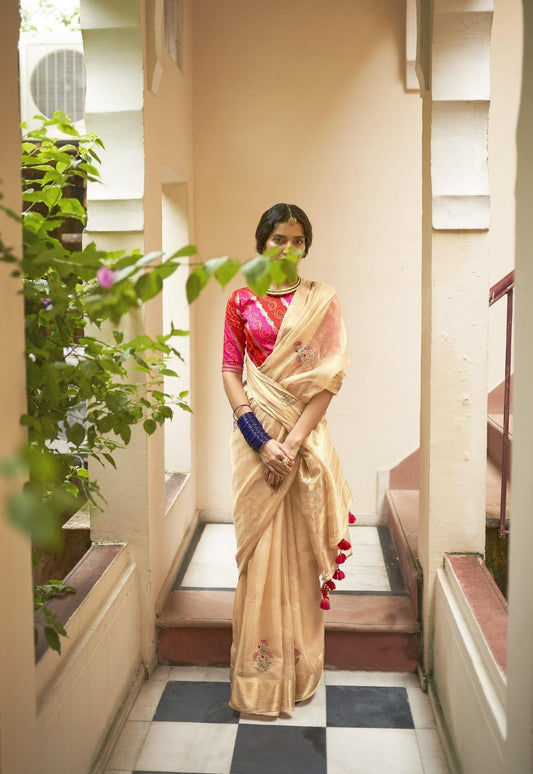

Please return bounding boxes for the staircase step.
[487,413,513,473]
[157,588,419,671]
[486,457,510,527]
[386,490,422,620]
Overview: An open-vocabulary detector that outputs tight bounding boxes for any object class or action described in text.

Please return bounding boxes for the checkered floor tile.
[104,667,450,774]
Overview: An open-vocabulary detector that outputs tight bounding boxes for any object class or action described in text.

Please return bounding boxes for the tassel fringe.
[319,510,355,610]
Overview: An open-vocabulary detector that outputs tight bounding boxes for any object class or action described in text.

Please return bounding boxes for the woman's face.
[265,221,306,259]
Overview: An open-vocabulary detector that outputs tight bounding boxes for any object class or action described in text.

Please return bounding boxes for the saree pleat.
[229,280,352,716]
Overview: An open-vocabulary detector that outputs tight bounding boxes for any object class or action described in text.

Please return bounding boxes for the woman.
[222,203,354,717]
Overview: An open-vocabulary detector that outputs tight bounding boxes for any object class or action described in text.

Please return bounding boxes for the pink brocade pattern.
[222,288,295,371]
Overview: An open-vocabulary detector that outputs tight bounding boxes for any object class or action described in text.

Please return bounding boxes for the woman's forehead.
[270,221,305,236]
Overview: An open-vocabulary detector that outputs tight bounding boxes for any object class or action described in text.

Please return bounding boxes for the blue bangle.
[236,411,272,452]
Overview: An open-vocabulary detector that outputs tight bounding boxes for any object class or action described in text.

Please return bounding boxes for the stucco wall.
[0,3,39,770]
[433,564,506,774]
[191,0,422,519]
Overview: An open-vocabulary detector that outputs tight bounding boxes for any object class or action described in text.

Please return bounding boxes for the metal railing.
[489,270,514,536]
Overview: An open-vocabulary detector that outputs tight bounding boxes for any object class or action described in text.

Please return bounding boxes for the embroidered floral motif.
[253,639,274,671]
[294,340,317,367]
[294,648,301,665]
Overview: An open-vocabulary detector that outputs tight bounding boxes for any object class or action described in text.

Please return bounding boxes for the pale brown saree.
[229,279,352,716]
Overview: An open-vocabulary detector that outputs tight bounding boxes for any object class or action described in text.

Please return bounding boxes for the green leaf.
[44,626,61,653]
[135,272,163,302]
[102,453,117,469]
[8,491,63,550]
[66,422,85,446]
[168,244,197,259]
[155,260,180,281]
[241,255,270,285]
[186,268,208,303]
[57,198,86,217]
[120,425,131,445]
[143,419,157,434]
[214,258,241,287]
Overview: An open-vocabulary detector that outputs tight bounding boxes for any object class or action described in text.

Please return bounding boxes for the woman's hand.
[259,439,294,475]
[280,434,303,461]
[259,439,294,489]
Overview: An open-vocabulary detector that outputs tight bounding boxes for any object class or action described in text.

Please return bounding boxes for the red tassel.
[326,579,336,590]
[338,539,351,551]
[333,568,345,581]
[336,552,347,564]
[320,597,331,610]
[349,512,356,524]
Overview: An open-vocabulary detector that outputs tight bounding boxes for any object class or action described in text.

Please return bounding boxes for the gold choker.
[266,276,302,296]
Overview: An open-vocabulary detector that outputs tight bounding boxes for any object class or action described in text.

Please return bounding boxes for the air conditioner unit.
[19,33,86,139]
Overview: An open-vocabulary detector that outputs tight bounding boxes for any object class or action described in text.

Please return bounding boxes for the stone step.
[386,490,422,620]
[157,587,419,672]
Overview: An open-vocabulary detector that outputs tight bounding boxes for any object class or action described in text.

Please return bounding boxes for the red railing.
[489,270,514,536]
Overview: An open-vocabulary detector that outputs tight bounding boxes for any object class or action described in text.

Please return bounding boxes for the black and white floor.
[104,666,449,774]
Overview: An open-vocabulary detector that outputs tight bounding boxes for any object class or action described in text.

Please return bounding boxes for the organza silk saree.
[229,279,353,716]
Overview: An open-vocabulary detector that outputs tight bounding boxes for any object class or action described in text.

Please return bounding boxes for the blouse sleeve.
[222,291,245,372]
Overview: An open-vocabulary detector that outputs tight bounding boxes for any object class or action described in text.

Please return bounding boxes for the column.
[505,3,533,771]
[0,1,38,770]
[417,0,492,671]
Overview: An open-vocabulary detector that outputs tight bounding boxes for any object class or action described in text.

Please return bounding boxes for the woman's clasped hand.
[259,438,297,489]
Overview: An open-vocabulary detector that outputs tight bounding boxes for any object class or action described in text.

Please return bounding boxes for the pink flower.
[96,266,116,288]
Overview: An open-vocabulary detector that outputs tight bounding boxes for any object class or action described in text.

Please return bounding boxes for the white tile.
[350,544,388,568]
[327,727,424,774]
[239,684,327,726]
[105,721,150,770]
[416,729,451,773]
[135,721,238,773]
[151,665,171,681]
[403,671,423,689]
[407,686,437,729]
[340,564,391,592]
[182,524,238,589]
[129,680,166,721]
[325,670,407,687]
[349,525,382,546]
[167,665,231,682]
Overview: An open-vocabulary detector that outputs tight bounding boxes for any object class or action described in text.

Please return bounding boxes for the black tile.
[231,725,326,774]
[172,524,205,589]
[153,680,239,723]
[326,685,414,729]
[378,526,408,594]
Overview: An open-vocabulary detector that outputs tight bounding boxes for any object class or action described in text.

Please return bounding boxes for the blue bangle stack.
[236,411,272,452]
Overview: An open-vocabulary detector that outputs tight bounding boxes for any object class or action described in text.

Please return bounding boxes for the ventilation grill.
[30,48,86,122]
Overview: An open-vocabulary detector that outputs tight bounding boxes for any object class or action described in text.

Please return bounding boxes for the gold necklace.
[266,276,301,296]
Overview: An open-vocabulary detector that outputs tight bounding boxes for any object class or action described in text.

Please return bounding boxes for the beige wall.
[191,0,422,519]
[0,1,39,771]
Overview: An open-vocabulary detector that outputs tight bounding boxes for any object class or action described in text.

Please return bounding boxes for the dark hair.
[255,203,313,257]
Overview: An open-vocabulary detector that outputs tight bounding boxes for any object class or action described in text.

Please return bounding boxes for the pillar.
[417,0,492,672]
[81,0,163,667]
[0,1,38,771]
[505,3,533,771]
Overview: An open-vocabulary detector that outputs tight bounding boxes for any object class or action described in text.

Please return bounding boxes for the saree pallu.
[229,280,352,716]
